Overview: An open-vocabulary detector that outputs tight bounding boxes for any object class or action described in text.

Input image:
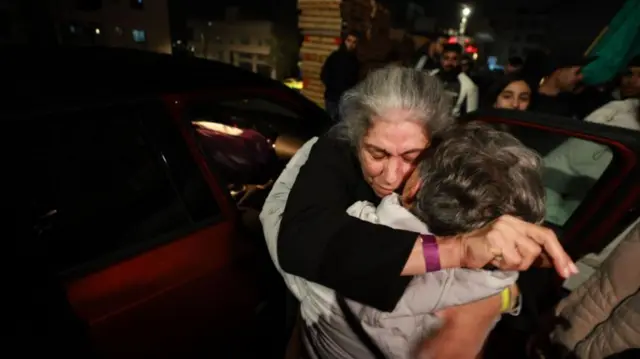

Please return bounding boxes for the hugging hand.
[458,215,579,278]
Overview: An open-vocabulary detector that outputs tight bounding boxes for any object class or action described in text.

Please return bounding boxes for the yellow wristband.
[500,287,511,313]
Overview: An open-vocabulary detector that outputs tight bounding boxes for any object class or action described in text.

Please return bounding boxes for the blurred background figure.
[413,32,447,71]
[430,43,479,117]
[320,31,360,122]
[485,74,533,111]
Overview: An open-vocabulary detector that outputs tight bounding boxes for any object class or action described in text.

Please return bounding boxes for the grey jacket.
[345,196,516,358]
[260,137,516,359]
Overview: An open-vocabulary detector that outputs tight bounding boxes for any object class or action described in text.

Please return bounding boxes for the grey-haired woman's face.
[358,110,430,197]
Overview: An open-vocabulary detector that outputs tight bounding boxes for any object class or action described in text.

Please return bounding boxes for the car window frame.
[466,109,640,258]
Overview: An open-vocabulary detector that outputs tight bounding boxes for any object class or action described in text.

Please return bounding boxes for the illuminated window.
[132,29,146,43]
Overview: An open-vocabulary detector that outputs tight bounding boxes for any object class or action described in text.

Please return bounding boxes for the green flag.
[581,0,640,84]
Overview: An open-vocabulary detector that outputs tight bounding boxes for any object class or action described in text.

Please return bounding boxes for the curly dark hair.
[412,122,545,236]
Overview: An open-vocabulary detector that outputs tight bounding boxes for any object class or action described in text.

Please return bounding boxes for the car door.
[162,87,330,355]
[468,109,640,277]
[12,98,266,358]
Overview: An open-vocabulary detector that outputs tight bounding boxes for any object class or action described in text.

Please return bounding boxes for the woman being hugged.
[261,66,576,358]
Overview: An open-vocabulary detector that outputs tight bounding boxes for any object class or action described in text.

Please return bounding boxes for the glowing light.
[193,121,244,136]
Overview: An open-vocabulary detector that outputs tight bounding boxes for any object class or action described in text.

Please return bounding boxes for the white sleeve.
[260,137,319,268]
[345,201,380,224]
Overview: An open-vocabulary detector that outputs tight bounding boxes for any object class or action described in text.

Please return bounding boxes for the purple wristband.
[420,234,441,272]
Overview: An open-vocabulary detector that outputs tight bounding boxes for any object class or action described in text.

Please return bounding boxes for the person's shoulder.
[346,200,379,223]
[585,99,639,129]
[458,72,476,87]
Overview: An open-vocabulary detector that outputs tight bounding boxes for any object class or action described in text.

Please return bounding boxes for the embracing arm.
[277,136,463,310]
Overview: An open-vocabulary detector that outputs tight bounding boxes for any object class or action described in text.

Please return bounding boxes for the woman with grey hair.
[260,66,576,357]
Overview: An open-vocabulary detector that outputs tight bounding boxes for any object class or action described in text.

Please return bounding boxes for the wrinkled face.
[556,66,583,92]
[494,80,532,111]
[441,51,458,72]
[344,35,358,51]
[359,110,430,197]
[620,66,640,99]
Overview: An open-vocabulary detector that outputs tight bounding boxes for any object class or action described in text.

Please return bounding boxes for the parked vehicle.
[6,46,330,359]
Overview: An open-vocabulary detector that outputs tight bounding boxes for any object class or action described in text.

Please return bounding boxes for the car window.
[184,97,304,203]
[489,125,614,227]
[18,101,221,273]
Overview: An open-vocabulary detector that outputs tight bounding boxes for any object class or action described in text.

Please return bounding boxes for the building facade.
[187,8,296,80]
[51,0,171,54]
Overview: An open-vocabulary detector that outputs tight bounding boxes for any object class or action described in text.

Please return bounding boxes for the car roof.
[0,45,287,115]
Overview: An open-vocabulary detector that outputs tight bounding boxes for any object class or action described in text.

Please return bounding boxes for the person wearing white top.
[544,98,640,225]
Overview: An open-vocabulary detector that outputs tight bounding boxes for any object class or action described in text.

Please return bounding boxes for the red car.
[7,46,328,358]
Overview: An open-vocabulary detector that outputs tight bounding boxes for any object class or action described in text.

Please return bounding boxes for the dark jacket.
[278,135,418,311]
[320,46,359,102]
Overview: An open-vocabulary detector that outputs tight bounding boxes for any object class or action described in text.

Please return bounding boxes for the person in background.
[506,56,524,75]
[413,32,447,71]
[616,55,640,100]
[485,74,533,111]
[532,56,595,119]
[544,92,639,225]
[430,43,479,117]
[320,30,360,122]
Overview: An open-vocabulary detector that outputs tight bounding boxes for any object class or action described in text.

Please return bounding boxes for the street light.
[459,5,472,36]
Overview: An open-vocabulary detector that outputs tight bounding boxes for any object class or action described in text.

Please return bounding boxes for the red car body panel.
[62,94,272,357]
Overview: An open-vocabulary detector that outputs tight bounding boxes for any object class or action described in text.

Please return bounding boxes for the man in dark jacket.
[413,32,447,71]
[320,31,360,122]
